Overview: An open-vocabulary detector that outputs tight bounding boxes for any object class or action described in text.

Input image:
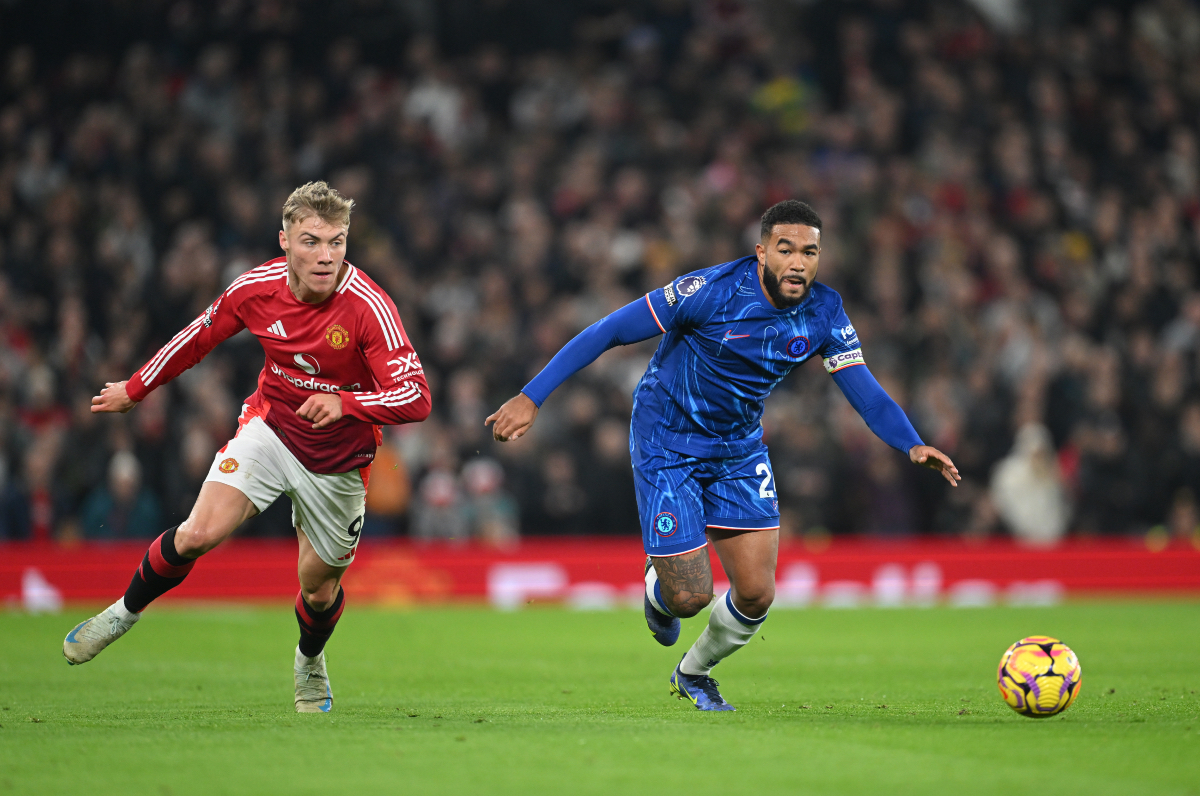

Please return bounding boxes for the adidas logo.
[268,320,287,337]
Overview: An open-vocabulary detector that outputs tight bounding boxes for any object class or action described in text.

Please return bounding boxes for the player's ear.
[278,229,288,252]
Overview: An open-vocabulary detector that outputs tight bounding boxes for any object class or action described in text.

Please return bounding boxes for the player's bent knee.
[174,521,228,558]
[301,581,340,611]
[733,585,775,618]
[666,590,713,618]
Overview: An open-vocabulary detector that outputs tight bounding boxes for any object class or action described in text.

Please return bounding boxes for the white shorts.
[205,415,366,567]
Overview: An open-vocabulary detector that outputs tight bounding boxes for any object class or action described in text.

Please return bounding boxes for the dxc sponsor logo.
[387,352,422,379]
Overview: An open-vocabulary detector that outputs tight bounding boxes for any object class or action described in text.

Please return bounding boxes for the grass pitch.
[1,601,1198,796]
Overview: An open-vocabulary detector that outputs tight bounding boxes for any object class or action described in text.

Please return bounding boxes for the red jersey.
[126,258,431,475]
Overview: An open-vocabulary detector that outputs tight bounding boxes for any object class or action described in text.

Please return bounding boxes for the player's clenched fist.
[92,381,137,414]
[485,393,539,441]
[296,393,344,429]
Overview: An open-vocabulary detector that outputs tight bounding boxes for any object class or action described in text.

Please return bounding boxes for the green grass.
[1,601,1198,796]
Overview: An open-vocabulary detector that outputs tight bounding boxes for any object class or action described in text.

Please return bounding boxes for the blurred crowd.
[3,0,1200,546]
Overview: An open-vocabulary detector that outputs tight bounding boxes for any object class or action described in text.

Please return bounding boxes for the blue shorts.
[630,432,780,557]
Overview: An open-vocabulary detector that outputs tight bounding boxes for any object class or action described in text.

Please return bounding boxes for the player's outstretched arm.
[125,290,246,403]
[91,381,136,414]
[831,363,960,487]
[909,444,961,487]
[485,393,538,442]
[488,298,662,442]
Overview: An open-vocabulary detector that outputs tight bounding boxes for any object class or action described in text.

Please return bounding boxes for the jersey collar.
[336,263,356,292]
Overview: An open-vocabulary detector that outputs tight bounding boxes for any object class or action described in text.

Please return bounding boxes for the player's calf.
[294,587,345,712]
[644,557,681,645]
[651,548,713,618]
[295,586,345,657]
[123,526,198,614]
[679,590,769,679]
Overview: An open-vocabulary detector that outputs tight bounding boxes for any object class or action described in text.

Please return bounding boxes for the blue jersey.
[632,256,864,458]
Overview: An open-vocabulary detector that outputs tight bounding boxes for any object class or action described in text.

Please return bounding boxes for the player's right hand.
[91,381,137,414]
[485,393,538,442]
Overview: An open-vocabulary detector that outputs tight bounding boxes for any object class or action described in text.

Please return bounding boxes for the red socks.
[123,527,197,613]
[296,587,345,657]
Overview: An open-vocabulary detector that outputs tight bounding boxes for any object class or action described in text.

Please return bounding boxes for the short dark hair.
[760,199,822,239]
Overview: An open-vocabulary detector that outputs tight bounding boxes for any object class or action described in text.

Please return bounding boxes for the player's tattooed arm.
[653,548,714,617]
[485,393,539,442]
[909,445,961,487]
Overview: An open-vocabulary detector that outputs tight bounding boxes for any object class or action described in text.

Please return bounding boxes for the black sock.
[123,527,196,613]
[296,588,345,658]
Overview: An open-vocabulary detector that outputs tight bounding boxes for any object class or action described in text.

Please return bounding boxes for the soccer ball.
[997,636,1082,718]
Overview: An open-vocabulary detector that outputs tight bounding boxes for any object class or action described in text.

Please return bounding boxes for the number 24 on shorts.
[755,463,775,499]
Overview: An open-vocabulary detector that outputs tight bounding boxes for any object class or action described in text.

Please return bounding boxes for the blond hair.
[281,181,354,231]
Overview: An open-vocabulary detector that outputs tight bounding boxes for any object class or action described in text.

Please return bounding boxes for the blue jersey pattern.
[632,256,863,459]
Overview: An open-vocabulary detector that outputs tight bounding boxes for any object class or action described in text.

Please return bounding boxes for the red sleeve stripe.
[645,294,665,333]
[352,270,403,347]
[347,272,403,350]
[346,273,402,351]
[139,317,205,385]
[226,264,287,294]
[357,383,423,401]
[359,394,423,408]
[229,263,286,287]
[356,383,423,407]
[358,394,423,408]
[140,316,201,376]
[232,261,286,279]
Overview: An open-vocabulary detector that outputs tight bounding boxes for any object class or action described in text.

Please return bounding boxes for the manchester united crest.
[219,458,239,474]
[325,324,349,349]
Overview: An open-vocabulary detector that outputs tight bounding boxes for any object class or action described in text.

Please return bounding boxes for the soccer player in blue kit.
[486,200,960,711]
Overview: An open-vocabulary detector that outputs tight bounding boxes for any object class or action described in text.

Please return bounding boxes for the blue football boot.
[669,662,736,711]
[644,557,680,646]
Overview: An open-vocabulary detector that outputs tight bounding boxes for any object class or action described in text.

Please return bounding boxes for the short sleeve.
[644,269,717,332]
[819,304,866,374]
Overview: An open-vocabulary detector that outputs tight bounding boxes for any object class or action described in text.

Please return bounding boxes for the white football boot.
[294,647,333,713]
[62,600,140,665]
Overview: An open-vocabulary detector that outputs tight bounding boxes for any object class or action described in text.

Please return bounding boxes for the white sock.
[295,646,322,668]
[645,564,675,617]
[680,591,766,676]
[111,599,140,624]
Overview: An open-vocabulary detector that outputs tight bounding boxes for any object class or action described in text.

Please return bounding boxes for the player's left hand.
[485,392,538,441]
[297,394,343,429]
[909,445,961,487]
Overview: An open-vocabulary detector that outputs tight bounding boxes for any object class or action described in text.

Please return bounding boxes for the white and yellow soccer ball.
[997,636,1082,718]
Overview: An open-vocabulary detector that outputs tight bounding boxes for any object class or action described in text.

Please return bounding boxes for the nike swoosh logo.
[723,331,750,341]
[65,620,88,644]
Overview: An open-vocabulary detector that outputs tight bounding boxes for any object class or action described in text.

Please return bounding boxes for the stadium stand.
[2,0,1199,544]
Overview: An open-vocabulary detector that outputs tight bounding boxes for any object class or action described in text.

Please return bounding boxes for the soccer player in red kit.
[62,182,430,712]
